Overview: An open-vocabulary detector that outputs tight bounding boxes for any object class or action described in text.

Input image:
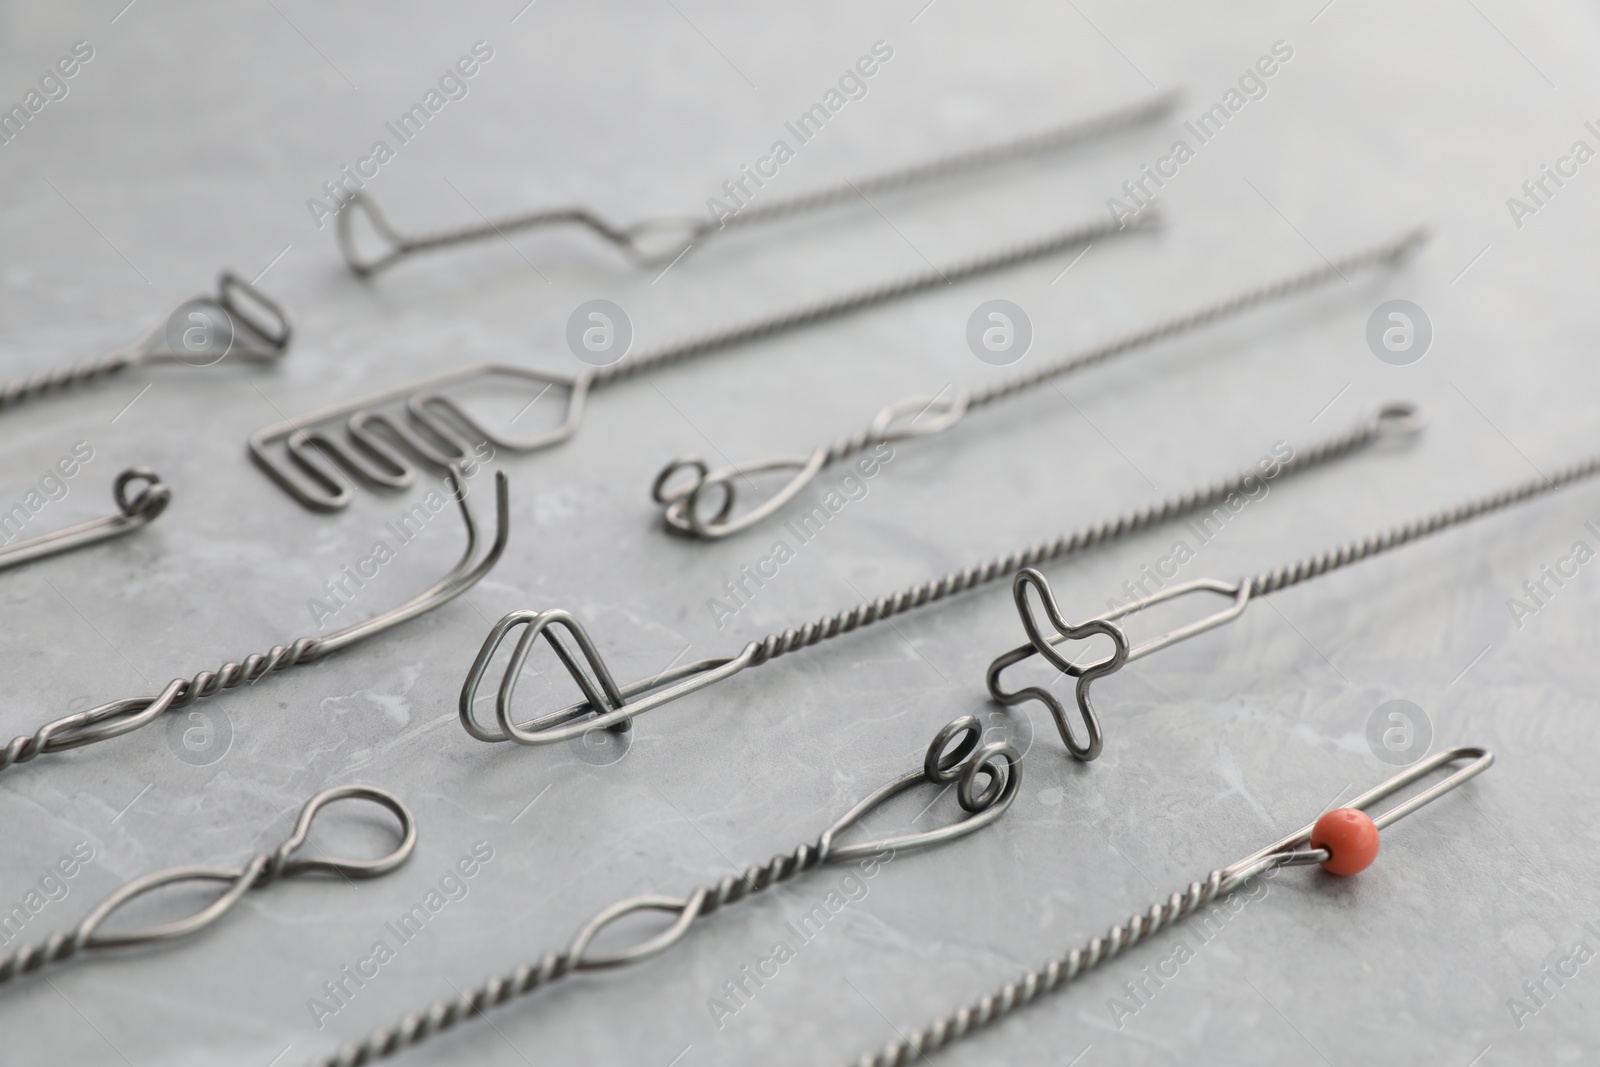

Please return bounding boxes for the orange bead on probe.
[1309,808,1381,875]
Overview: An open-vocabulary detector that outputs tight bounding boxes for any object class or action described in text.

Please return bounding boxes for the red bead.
[1310,808,1381,875]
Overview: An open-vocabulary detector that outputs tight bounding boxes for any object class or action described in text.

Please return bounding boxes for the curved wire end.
[819,716,1021,865]
[458,604,753,747]
[0,468,171,575]
[313,468,509,657]
[986,568,1129,762]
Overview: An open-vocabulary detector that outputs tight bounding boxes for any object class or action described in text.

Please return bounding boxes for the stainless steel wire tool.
[310,715,1018,1066]
[0,468,169,573]
[0,470,508,776]
[990,445,1600,761]
[254,213,1146,512]
[0,786,414,985]
[459,403,1422,752]
[335,93,1176,276]
[850,745,1492,1066]
[0,272,291,409]
[653,226,1428,539]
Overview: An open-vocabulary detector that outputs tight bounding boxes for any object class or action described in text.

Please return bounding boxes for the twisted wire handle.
[316,948,579,1066]
[653,228,1427,540]
[728,92,1177,231]
[313,837,825,1067]
[699,840,828,917]
[0,921,99,981]
[0,637,322,772]
[853,870,1228,1066]
[745,409,1389,668]
[773,227,1427,476]
[162,639,324,712]
[589,212,1138,389]
[1250,448,1600,596]
[962,226,1428,413]
[0,860,292,984]
[0,349,139,409]
[317,719,1016,1066]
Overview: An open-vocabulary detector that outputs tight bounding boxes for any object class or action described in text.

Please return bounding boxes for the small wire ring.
[650,457,707,504]
[924,715,983,782]
[1372,399,1428,438]
[957,742,1017,813]
[113,467,171,520]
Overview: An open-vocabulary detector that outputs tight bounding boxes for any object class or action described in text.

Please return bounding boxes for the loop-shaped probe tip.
[654,451,829,539]
[336,191,409,277]
[113,466,172,522]
[0,784,413,982]
[0,467,172,576]
[273,784,419,880]
[819,717,1021,864]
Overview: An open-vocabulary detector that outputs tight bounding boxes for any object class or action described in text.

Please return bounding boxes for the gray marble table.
[1,2,1595,1065]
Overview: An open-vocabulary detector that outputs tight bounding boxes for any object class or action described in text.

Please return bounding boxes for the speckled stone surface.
[1,2,1597,1065]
